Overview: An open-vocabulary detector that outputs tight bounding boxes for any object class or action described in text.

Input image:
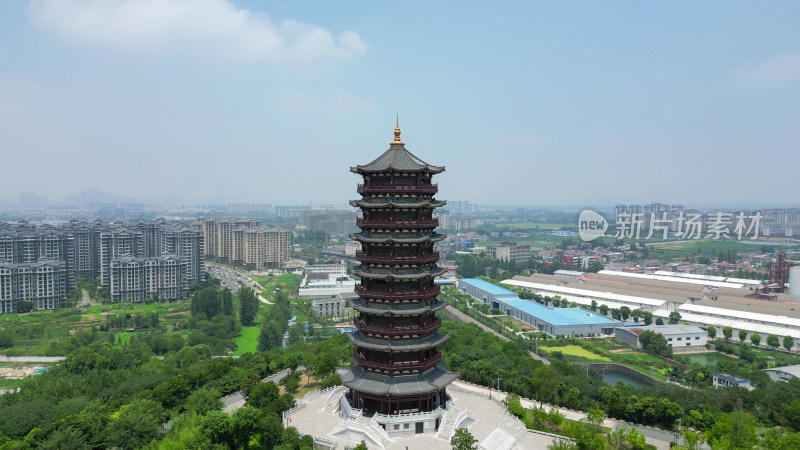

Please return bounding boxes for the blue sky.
[1,1,798,208]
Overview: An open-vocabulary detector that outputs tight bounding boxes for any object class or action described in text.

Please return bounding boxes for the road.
[221,367,305,412]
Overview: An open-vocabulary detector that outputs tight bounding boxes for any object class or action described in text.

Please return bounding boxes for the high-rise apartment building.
[109,255,188,303]
[0,260,67,313]
[200,217,291,268]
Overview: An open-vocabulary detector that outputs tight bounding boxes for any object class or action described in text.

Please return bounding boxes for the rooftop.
[621,325,705,336]
[764,364,800,378]
[459,278,521,297]
[502,299,619,326]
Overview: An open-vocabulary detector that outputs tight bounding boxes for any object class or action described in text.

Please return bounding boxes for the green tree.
[0,331,14,348]
[354,441,369,450]
[232,406,263,449]
[706,411,757,450]
[655,317,664,325]
[248,382,280,409]
[258,320,284,352]
[620,306,631,321]
[738,329,748,342]
[221,287,234,316]
[722,326,733,341]
[642,311,653,325]
[783,335,794,351]
[599,304,609,316]
[107,399,164,449]
[750,333,761,346]
[767,334,780,349]
[184,388,223,415]
[707,326,717,339]
[287,321,304,346]
[669,311,682,325]
[451,428,478,450]
[202,411,233,446]
[506,393,525,419]
[17,300,34,313]
[638,330,672,357]
[239,287,259,326]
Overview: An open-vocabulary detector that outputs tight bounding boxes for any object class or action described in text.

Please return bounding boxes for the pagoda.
[337,121,458,434]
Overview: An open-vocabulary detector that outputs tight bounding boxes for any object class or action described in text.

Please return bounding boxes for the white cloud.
[730,52,800,85]
[29,0,367,63]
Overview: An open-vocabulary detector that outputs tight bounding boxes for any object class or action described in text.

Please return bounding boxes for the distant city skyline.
[1,1,799,206]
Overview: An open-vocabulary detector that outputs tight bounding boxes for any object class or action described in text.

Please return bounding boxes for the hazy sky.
[1,1,799,209]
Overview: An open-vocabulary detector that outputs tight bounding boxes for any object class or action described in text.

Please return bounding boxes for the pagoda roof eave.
[353,266,447,280]
[349,199,447,209]
[347,331,449,351]
[351,298,447,315]
[350,146,445,174]
[337,362,458,396]
[349,232,446,244]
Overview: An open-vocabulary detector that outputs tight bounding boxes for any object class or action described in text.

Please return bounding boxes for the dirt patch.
[0,364,52,380]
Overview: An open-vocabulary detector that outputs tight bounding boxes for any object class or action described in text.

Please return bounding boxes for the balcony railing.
[354,317,442,336]
[356,218,438,229]
[357,183,438,194]
[354,352,442,373]
[356,251,439,265]
[355,285,440,301]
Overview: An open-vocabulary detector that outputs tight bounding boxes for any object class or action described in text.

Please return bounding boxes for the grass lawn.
[234,326,261,355]
[281,373,323,399]
[540,345,611,361]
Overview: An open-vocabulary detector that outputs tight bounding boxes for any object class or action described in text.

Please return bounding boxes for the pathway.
[222,367,304,413]
[444,305,551,365]
[452,380,671,450]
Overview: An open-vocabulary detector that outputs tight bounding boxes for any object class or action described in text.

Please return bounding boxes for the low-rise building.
[712,372,753,390]
[485,242,531,263]
[615,325,707,350]
[305,262,348,277]
[312,296,352,318]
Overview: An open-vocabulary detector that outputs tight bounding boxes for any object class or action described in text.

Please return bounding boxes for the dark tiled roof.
[351,147,444,174]
[347,331,449,351]
[350,298,447,316]
[337,362,458,395]
[353,266,447,280]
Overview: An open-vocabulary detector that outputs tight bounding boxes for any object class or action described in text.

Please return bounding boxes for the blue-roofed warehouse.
[457,278,622,336]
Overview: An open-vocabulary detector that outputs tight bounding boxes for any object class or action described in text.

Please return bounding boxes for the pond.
[683,352,733,367]
[602,369,653,389]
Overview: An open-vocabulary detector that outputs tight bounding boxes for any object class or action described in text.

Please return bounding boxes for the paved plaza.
[285,381,558,450]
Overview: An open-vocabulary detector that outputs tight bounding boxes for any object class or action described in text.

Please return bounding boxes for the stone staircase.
[499,414,527,443]
[357,416,393,448]
[436,406,463,441]
[321,386,346,414]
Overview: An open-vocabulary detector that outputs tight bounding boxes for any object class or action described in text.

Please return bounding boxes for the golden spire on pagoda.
[391,114,404,147]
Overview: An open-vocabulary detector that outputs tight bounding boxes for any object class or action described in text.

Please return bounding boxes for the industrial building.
[615,325,707,350]
[457,278,622,336]
[763,364,800,382]
[503,270,800,351]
